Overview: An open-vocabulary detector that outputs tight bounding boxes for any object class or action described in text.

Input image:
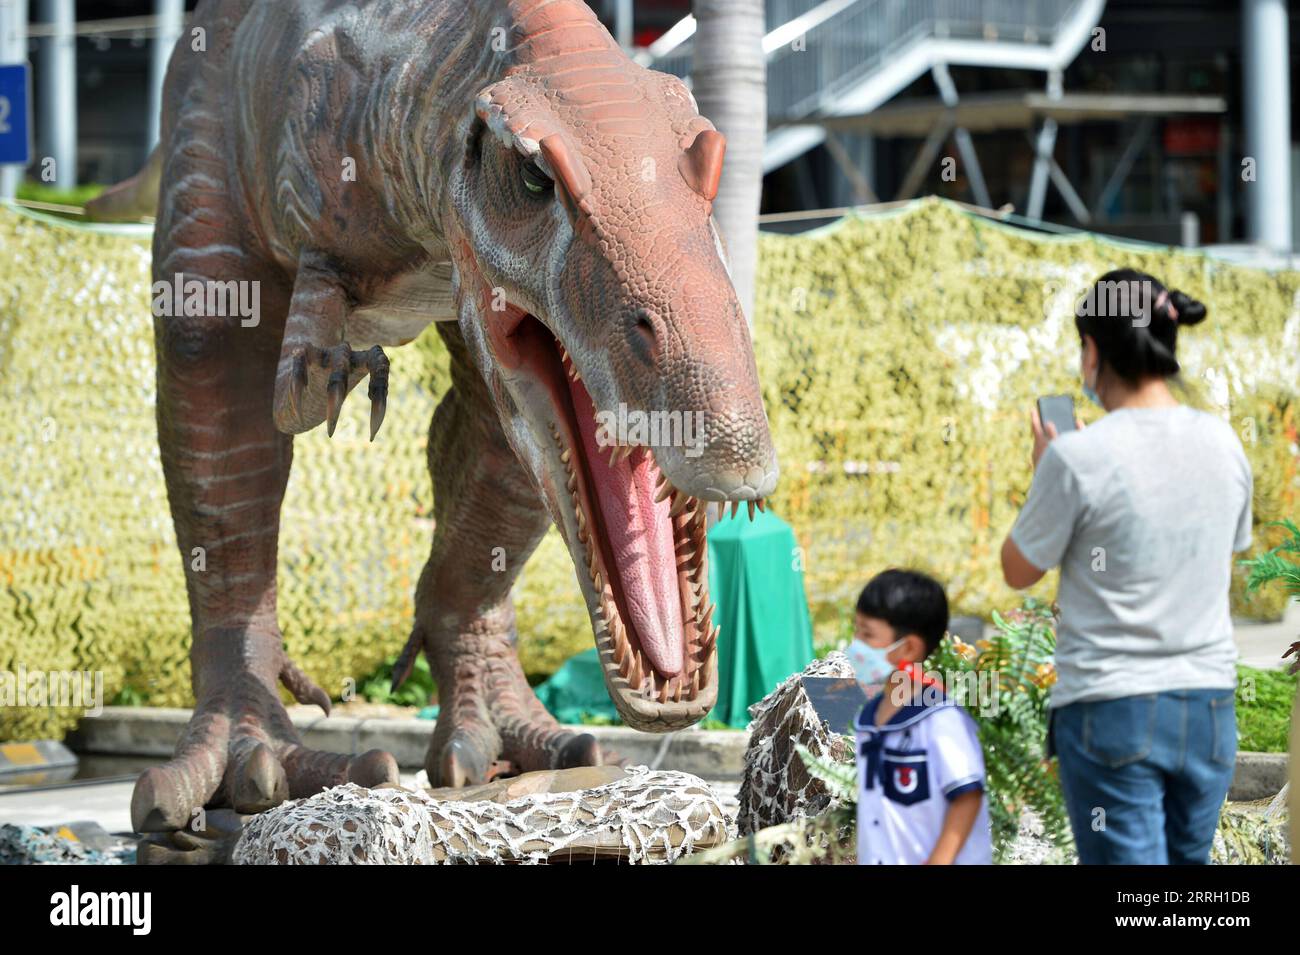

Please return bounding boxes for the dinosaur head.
[444,58,777,732]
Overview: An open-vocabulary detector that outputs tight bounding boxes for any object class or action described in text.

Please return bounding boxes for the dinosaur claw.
[287,350,308,421]
[438,738,488,789]
[229,742,288,814]
[555,732,602,770]
[280,659,332,716]
[347,749,400,788]
[326,373,346,437]
[131,767,192,833]
[366,347,390,441]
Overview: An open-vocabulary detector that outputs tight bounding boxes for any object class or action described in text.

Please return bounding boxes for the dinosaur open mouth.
[496,309,724,726]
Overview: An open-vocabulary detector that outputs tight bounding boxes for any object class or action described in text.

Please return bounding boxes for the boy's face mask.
[846,637,906,687]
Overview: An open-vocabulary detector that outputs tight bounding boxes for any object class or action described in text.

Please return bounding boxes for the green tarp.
[534,508,815,728]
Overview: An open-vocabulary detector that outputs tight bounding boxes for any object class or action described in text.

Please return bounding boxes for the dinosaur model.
[91,0,778,835]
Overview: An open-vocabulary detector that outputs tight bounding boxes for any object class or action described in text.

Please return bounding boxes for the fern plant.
[928,598,1069,858]
[795,742,858,803]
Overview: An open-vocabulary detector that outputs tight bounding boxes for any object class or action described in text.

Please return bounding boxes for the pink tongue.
[569,381,683,677]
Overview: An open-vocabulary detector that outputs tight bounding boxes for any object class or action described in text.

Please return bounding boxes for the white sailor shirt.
[854,692,993,865]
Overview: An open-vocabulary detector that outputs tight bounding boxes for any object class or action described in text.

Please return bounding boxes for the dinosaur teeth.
[748,500,756,521]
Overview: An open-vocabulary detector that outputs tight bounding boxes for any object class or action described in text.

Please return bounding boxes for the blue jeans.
[1049,689,1237,864]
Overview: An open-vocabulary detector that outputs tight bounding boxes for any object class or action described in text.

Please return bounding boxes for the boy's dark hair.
[1075,268,1208,384]
[855,569,949,654]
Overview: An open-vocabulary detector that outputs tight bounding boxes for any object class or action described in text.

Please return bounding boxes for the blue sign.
[0,63,30,166]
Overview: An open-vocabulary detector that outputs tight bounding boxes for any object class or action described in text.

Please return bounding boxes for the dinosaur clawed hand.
[287,342,390,440]
[132,632,399,863]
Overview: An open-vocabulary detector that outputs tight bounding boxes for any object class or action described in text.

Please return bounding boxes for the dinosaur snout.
[644,321,777,503]
[653,390,778,502]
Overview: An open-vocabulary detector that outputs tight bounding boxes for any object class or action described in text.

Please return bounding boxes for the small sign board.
[0,62,31,166]
[802,676,868,737]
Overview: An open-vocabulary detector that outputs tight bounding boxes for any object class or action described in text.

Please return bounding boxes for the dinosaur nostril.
[629,309,658,363]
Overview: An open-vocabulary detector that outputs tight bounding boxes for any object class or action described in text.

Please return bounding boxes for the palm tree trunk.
[691,0,766,328]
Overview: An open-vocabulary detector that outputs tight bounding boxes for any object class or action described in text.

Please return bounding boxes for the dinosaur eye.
[521,160,552,196]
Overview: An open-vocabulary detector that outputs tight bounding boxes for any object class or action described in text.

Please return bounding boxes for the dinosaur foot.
[132,630,399,862]
[287,342,390,440]
[425,643,613,788]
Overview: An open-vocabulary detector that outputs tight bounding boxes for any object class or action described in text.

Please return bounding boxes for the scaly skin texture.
[112,0,777,846]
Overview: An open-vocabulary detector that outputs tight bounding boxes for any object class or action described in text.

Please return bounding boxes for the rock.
[231,765,733,864]
[1,823,130,865]
[736,652,857,836]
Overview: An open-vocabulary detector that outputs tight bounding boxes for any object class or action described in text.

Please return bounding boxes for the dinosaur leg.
[133,254,398,852]
[415,334,603,787]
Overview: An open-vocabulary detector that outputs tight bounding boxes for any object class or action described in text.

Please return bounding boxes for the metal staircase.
[644,0,1107,172]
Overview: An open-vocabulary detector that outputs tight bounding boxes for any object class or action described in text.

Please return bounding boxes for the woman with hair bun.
[1000,269,1253,864]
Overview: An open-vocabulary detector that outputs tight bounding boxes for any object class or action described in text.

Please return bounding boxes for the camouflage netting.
[231,767,731,864]
[735,651,855,836]
[752,201,1299,644]
[3,198,1298,741]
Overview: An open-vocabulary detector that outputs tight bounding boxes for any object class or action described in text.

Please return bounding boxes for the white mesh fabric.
[232,766,732,865]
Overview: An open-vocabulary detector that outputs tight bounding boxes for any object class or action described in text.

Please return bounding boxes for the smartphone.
[1037,394,1076,437]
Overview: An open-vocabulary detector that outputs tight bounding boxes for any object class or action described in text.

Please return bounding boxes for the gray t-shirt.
[1010,405,1253,708]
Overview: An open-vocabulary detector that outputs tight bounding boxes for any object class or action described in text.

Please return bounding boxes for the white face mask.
[846,637,906,687]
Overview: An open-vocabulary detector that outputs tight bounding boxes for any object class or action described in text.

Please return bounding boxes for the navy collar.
[854,686,957,733]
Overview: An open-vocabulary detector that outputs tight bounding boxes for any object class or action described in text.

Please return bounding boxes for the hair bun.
[1168,289,1208,326]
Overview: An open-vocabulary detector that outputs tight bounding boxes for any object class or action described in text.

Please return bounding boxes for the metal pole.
[38,0,75,189]
[1026,119,1057,221]
[932,64,992,210]
[149,0,184,149]
[1243,0,1292,251]
[0,0,28,199]
[614,0,633,49]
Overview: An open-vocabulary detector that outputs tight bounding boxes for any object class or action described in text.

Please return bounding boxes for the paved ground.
[0,777,137,834]
[1234,599,1300,670]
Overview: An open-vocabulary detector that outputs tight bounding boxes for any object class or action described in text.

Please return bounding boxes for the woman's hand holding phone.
[1030,407,1056,469]
[1030,403,1085,470]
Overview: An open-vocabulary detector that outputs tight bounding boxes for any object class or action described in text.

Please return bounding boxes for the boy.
[848,569,992,865]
